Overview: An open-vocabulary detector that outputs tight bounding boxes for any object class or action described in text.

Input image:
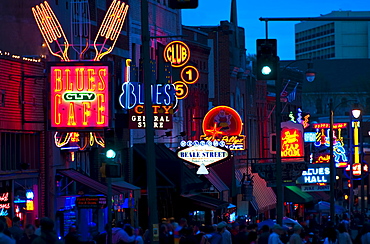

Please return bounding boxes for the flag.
[287,83,299,103]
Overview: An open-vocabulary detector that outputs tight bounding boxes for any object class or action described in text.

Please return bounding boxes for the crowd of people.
[1,215,370,244]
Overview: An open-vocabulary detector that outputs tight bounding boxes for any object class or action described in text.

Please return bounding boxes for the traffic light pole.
[275,64,283,226]
[141,0,159,243]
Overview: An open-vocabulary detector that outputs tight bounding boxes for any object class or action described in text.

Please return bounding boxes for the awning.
[235,167,276,213]
[284,186,314,203]
[204,168,230,192]
[112,180,141,198]
[58,169,121,195]
[181,194,230,209]
[308,191,330,202]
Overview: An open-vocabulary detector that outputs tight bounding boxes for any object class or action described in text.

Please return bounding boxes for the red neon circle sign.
[202,106,243,136]
[163,41,190,68]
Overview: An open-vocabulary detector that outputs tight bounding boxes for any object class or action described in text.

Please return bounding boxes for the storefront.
[55,169,139,240]
[0,176,40,227]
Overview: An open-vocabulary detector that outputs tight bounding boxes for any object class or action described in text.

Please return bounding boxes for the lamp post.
[275,60,316,225]
[329,99,358,220]
[351,105,365,217]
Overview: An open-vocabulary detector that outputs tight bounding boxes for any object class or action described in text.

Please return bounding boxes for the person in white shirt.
[268,224,284,244]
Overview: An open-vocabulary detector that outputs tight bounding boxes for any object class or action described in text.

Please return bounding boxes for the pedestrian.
[8,217,23,241]
[174,218,188,244]
[112,220,137,244]
[0,219,15,244]
[268,224,284,244]
[258,225,270,244]
[322,224,338,244]
[199,225,214,244]
[219,222,232,244]
[64,225,86,244]
[234,224,248,244]
[337,222,352,244]
[246,231,257,244]
[31,217,63,244]
[159,223,171,244]
[95,223,108,244]
[289,225,303,244]
[179,226,197,244]
[360,222,370,244]
[135,227,144,244]
[18,224,38,244]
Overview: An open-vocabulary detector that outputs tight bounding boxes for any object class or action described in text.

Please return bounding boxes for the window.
[0,132,40,171]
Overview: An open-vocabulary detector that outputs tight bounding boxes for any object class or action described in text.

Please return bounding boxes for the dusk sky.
[182,0,370,60]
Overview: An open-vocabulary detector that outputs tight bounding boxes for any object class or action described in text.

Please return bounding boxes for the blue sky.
[182,0,370,60]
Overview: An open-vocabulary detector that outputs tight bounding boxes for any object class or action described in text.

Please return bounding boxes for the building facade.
[295,11,370,60]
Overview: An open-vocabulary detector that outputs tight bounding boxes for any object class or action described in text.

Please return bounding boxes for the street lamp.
[275,60,316,225]
[329,99,358,220]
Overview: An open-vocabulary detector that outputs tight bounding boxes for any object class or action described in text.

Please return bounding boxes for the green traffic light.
[261,65,272,75]
[106,149,116,159]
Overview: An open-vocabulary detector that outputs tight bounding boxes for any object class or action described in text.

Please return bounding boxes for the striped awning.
[236,167,276,213]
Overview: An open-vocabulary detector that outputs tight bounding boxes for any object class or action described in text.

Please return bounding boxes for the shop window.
[189,211,205,223]
[0,132,40,171]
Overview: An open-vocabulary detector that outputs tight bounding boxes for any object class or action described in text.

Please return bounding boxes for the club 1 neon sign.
[164,41,190,68]
[49,63,111,129]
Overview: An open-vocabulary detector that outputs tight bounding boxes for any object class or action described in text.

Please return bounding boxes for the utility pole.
[141,0,159,243]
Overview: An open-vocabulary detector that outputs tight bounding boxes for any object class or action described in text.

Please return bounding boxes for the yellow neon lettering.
[88,69,96,91]
[186,69,192,81]
[67,102,76,126]
[75,68,84,91]
[97,94,105,125]
[98,68,107,91]
[134,105,144,114]
[54,69,62,92]
[82,102,91,126]
[54,94,62,125]
[162,105,172,114]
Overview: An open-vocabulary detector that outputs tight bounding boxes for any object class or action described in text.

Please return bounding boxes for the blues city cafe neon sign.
[296,164,330,184]
[49,63,111,129]
[119,81,177,129]
[177,144,230,167]
[199,106,245,150]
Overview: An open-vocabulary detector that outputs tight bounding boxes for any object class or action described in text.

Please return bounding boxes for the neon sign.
[33,0,129,62]
[313,123,348,167]
[0,192,10,216]
[163,41,190,68]
[280,122,304,158]
[119,82,177,129]
[296,164,330,184]
[346,162,368,177]
[49,63,110,129]
[200,106,245,150]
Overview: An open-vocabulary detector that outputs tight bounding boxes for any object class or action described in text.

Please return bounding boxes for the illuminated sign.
[173,81,189,99]
[313,123,348,167]
[313,123,347,129]
[200,106,245,150]
[164,41,190,68]
[281,122,304,158]
[0,192,10,216]
[33,0,129,62]
[119,82,176,129]
[296,164,330,184]
[304,132,316,142]
[177,145,230,167]
[180,66,199,84]
[49,63,111,129]
[301,185,330,192]
[346,163,369,177]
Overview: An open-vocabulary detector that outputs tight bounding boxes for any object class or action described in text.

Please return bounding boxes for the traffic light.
[256,39,279,80]
[169,0,198,9]
[102,128,121,178]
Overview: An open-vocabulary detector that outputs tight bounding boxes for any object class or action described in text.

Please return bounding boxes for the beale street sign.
[177,145,230,167]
